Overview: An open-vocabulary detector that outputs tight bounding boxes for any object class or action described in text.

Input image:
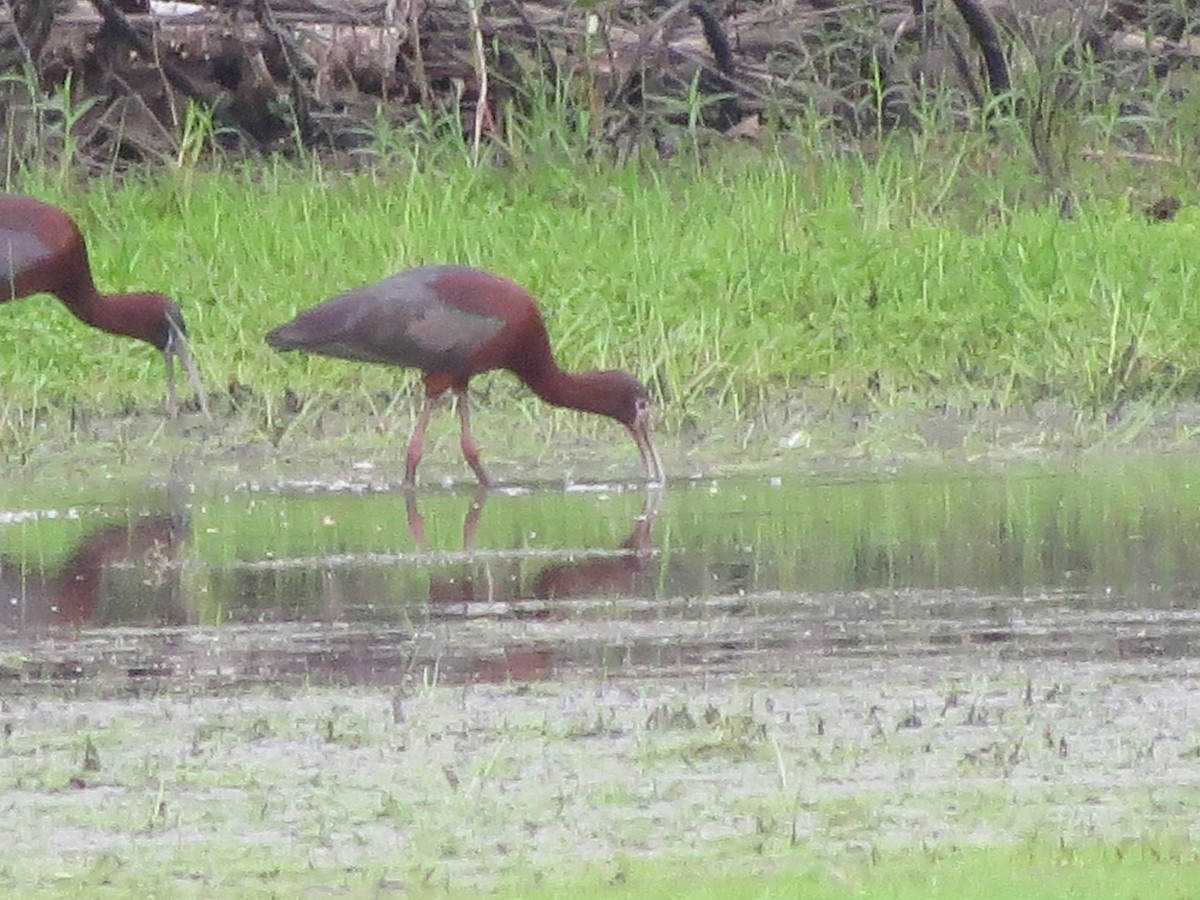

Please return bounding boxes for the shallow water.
[6,458,1200,889]
[3,459,1200,692]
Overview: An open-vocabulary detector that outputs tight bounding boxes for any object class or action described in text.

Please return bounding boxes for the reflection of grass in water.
[7,458,1200,624]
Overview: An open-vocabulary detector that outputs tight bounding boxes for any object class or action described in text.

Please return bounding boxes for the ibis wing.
[267,278,506,372]
[0,229,53,295]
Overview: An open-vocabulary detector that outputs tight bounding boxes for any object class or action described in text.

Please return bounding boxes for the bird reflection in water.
[404,486,490,551]
[406,489,663,683]
[0,507,191,630]
[530,491,660,602]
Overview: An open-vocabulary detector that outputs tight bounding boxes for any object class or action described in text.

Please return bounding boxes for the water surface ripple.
[2,462,1198,692]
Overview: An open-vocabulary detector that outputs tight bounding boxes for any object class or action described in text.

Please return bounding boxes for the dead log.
[949,0,1009,95]
[0,0,65,75]
[89,0,272,148]
[4,0,1194,169]
[253,0,316,140]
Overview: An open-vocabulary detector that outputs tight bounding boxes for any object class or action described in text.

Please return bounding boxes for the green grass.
[4,844,1195,900]
[5,827,1197,898]
[4,120,1200,445]
[481,844,1200,899]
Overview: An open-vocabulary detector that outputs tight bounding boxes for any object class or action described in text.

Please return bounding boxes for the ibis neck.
[63,286,109,328]
[56,267,110,328]
[61,285,169,349]
[65,284,120,329]
[52,242,103,321]
[518,359,622,420]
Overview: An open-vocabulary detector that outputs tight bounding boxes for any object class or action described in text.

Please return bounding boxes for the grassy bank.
[3,123,1200,449]
[8,842,1198,898]
[485,844,1198,900]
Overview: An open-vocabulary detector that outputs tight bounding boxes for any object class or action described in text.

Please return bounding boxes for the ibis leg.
[404,395,439,488]
[162,350,179,418]
[455,387,490,488]
[404,492,427,547]
[462,486,488,549]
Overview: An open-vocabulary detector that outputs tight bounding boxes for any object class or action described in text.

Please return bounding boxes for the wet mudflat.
[2,459,1200,893]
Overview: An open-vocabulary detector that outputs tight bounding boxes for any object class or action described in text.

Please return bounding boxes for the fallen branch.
[88,0,268,150]
[254,0,317,141]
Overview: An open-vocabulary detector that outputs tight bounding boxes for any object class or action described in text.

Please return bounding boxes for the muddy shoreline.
[3,596,1198,889]
[8,398,1200,487]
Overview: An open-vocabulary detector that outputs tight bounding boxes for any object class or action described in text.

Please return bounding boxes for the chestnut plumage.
[266,265,664,487]
[0,194,208,417]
